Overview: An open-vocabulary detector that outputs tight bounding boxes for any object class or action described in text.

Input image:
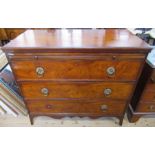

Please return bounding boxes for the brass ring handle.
[107,67,115,76]
[36,67,44,77]
[104,88,112,96]
[41,88,49,96]
[101,105,108,112]
[46,105,52,109]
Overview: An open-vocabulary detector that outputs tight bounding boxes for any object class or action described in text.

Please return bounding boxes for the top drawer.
[11,55,144,81]
[10,59,142,81]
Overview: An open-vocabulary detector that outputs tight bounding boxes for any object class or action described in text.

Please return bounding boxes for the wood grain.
[27,100,126,116]
[19,82,134,100]
[141,89,155,102]
[2,29,151,125]
[11,59,142,81]
[137,102,155,113]
[2,29,151,51]
[0,28,25,40]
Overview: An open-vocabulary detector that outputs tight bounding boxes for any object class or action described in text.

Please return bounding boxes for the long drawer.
[19,82,134,100]
[26,100,126,116]
[11,59,142,81]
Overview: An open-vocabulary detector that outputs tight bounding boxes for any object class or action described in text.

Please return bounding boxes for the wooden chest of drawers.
[2,29,151,125]
[128,50,155,122]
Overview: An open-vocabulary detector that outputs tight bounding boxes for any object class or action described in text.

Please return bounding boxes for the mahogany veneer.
[27,100,126,116]
[19,82,134,100]
[10,59,142,81]
[2,29,151,125]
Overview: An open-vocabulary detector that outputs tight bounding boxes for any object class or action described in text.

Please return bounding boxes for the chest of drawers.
[2,29,151,125]
[128,50,155,122]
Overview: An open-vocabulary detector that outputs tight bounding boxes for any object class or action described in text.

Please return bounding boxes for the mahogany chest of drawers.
[128,49,155,122]
[2,29,151,125]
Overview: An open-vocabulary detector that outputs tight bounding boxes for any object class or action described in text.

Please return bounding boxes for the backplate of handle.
[107,67,115,76]
[41,88,49,96]
[36,67,44,77]
[104,88,112,96]
[101,105,108,112]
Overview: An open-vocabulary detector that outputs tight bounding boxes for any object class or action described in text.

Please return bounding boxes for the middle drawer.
[19,82,134,100]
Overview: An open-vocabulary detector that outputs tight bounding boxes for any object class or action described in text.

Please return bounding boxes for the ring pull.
[104,88,112,97]
[36,67,44,77]
[41,88,49,96]
[101,105,108,112]
[107,67,115,76]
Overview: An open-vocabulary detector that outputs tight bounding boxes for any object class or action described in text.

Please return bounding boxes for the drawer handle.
[107,67,115,76]
[149,105,155,111]
[101,105,108,112]
[46,105,52,109]
[151,77,155,83]
[41,88,49,96]
[104,88,112,96]
[36,67,44,77]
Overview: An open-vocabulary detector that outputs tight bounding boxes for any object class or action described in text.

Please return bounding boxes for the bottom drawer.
[27,100,126,116]
[137,102,155,113]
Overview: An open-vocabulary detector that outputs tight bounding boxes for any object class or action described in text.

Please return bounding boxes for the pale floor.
[0,114,155,127]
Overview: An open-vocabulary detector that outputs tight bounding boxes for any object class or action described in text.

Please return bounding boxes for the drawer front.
[137,102,155,113]
[19,82,134,100]
[11,60,142,81]
[27,100,126,116]
[141,90,155,102]
[144,83,155,91]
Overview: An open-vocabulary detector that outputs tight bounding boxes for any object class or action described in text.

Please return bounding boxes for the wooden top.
[2,29,151,52]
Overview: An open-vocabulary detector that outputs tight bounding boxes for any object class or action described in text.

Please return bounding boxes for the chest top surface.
[2,29,151,53]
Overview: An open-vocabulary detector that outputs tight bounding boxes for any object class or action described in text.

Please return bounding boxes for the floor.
[0,114,155,127]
